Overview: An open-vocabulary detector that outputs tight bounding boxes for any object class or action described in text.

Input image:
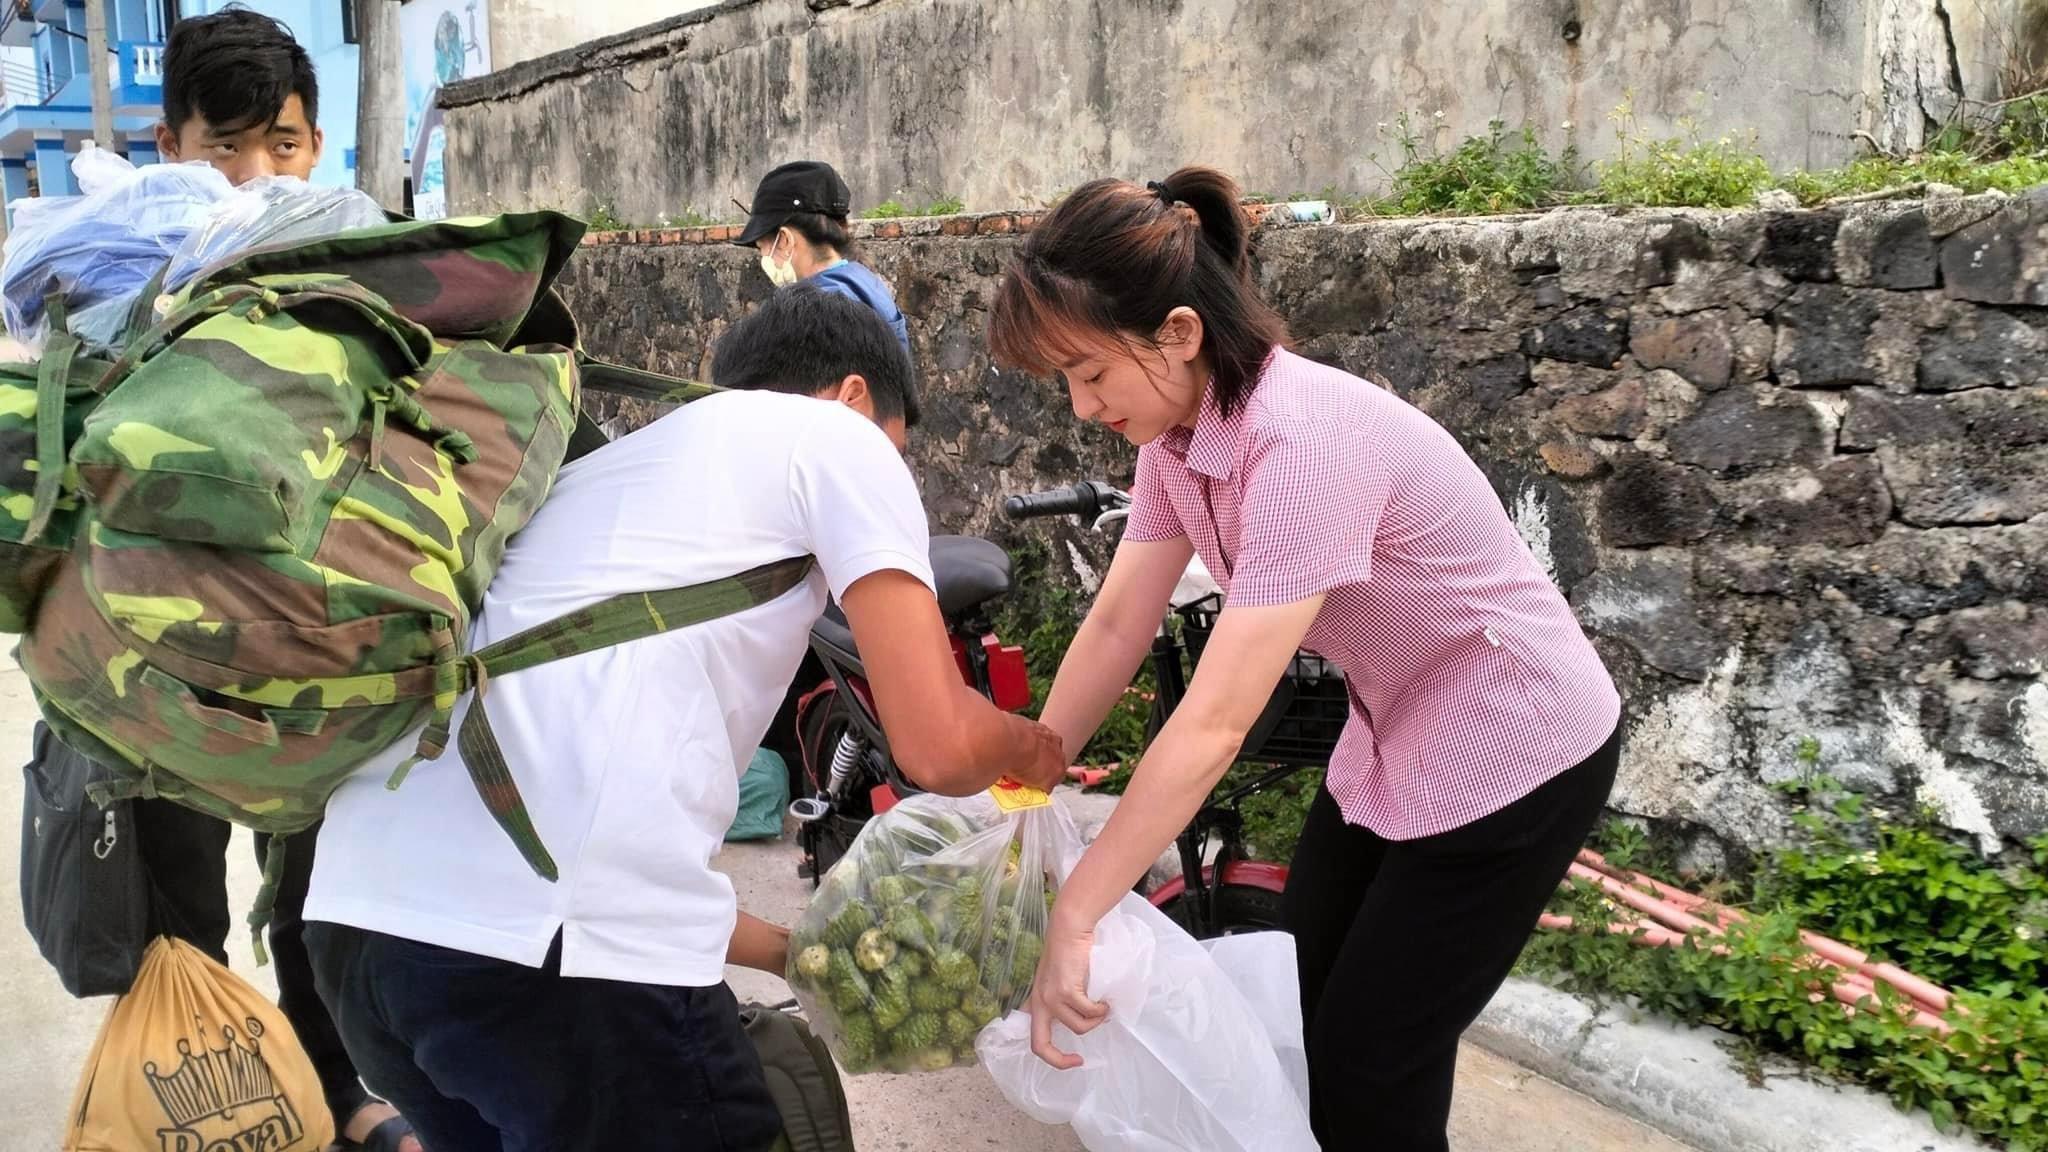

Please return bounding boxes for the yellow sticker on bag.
[989,776,1052,812]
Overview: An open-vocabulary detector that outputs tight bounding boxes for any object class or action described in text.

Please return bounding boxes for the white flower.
[1376,122,1388,130]
[1561,120,1574,130]
[2017,924,2035,941]
[1433,110,1446,120]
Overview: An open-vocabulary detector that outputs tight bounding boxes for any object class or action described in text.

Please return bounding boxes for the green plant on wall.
[1591,97,1776,208]
[1369,113,1578,216]
[584,202,632,232]
[863,196,968,219]
[1351,85,2048,221]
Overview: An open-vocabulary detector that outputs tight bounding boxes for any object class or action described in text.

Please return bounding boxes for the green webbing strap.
[23,300,79,546]
[577,356,720,406]
[247,834,289,966]
[393,556,816,881]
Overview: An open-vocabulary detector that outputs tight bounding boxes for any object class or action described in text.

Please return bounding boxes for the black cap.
[733,160,852,247]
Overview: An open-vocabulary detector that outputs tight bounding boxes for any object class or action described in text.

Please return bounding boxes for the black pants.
[306,922,783,1152]
[132,795,372,1131]
[1282,725,1620,1150]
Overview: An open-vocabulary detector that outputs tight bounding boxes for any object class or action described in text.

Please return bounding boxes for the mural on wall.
[402,0,489,220]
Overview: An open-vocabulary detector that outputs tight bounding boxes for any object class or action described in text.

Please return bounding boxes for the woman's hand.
[1027,908,1110,1069]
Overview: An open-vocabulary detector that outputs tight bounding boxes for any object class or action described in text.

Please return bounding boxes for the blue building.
[0,0,358,219]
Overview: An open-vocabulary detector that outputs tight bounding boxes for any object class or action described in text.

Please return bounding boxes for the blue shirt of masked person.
[735,160,911,354]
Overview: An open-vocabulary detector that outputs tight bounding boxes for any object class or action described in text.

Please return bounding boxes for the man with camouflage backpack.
[19,11,424,1151]
[302,284,1068,1150]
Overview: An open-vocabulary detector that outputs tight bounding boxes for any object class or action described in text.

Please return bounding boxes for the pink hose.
[1547,853,1958,1034]
[1570,850,1954,1016]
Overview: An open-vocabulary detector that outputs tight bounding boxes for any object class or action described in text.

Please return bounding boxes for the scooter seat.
[810,536,1013,657]
[930,535,1012,620]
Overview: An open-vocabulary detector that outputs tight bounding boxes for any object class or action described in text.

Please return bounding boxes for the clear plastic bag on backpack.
[785,788,1063,1075]
[161,177,389,294]
[1,148,233,353]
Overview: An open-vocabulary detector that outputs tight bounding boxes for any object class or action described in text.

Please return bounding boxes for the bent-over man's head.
[711,283,920,450]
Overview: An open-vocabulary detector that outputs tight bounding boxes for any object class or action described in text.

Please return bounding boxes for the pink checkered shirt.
[1128,349,1621,839]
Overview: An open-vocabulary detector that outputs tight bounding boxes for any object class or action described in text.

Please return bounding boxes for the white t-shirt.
[306,391,934,986]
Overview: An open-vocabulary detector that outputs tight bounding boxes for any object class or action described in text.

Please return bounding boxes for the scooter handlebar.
[1002,481,1120,520]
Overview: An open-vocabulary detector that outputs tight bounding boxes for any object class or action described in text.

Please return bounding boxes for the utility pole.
[356,0,405,209]
[85,0,114,149]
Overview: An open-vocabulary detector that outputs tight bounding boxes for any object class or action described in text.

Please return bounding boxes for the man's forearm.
[728,912,791,975]
[918,688,1043,795]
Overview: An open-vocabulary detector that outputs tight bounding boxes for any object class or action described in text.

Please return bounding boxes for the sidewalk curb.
[1468,978,1992,1152]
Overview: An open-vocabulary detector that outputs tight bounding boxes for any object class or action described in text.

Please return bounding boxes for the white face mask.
[760,233,801,287]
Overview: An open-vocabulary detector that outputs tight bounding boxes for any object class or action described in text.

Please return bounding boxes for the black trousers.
[132,797,371,1130]
[1282,725,1621,1150]
[306,922,783,1152]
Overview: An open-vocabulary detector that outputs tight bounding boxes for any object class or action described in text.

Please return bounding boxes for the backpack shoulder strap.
[392,556,816,880]
[564,409,610,464]
[742,1004,856,1152]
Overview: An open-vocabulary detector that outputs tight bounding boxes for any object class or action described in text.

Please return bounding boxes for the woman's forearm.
[1051,717,1241,929]
[1038,608,1159,759]
[1051,595,1327,932]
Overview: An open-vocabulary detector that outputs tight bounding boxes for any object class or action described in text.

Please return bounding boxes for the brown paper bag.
[62,936,336,1152]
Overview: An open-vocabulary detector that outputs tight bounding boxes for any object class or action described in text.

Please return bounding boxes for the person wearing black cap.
[735,160,911,354]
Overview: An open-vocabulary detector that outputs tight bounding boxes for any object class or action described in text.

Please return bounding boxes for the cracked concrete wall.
[556,188,2048,863]
[442,0,2028,222]
[487,0,721,71]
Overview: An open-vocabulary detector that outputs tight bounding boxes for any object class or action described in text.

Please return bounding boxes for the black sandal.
[340,1115,420,1152]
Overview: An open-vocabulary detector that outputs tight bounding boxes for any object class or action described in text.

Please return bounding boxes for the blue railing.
[0,37,160,110]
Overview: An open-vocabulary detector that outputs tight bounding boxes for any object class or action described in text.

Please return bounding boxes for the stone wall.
[555,189,2048,864]
[440,0,2039,225]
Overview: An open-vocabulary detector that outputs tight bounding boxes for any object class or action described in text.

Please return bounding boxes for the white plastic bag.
[977,837,1318,1151]
[1202,932,1310,1116]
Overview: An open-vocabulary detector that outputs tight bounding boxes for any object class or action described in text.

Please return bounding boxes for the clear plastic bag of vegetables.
[785,786,1069,1075]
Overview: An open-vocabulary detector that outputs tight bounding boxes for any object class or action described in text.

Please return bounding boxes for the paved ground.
[0,662,1693,1151]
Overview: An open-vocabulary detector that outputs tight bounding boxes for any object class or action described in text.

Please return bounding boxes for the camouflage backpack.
[6,212,810,937]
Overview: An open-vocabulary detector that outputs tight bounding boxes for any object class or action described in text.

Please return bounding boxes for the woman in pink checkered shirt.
[989,167,1623,1150]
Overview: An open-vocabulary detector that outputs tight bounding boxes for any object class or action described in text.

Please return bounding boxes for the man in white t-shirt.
[303,284,1066,1151]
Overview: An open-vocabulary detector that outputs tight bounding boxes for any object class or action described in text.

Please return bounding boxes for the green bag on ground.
[729,748,791,842]
[742,1002,856,1152]
[7,212,812,923]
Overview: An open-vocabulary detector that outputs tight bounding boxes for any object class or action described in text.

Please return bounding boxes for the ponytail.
[1155,167,1254,284]
[990,165,1287,417]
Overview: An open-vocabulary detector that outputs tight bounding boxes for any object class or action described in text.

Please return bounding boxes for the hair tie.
[1145,180,1175,205]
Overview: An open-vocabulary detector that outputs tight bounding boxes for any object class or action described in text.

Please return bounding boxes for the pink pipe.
[1572,850,1956,1016]
[1577,849,1714,911]
[1537,912,1951,1033]
[1539,913,1690,948]
[1565,863,1723,936]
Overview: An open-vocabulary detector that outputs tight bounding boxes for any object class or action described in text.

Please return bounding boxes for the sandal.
[339,1115,422,1152]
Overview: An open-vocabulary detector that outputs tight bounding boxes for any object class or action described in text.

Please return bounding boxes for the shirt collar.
[1157,381,1240,480]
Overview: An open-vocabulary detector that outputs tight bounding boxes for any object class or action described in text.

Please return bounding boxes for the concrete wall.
[554,189,2048,865]
[488,0,721,70]
[441,0,2038,223]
